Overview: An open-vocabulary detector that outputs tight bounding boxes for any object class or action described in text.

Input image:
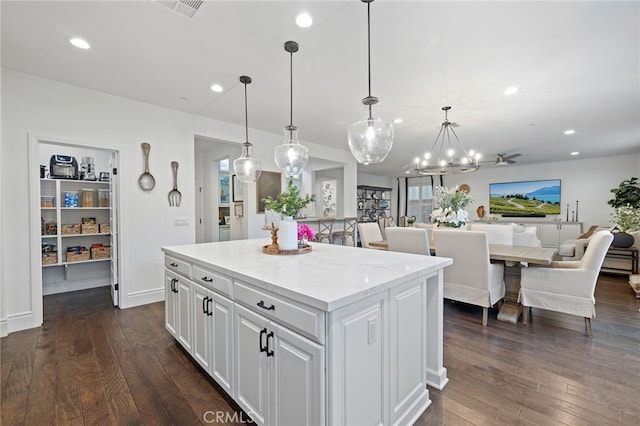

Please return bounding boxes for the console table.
[602,246,638,275]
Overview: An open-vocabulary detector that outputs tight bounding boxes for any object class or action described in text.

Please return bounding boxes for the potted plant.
[608,177,639,247]
[430,185,473,228]
[262,178,315,250]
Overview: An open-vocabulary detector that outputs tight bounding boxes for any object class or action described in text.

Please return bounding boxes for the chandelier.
[233,76,262,184]
[347,0,393,165]
[414,106,481,175]
[274,40,309,177]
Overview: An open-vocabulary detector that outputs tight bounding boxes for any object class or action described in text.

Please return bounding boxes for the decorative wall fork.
[168,161,182,207]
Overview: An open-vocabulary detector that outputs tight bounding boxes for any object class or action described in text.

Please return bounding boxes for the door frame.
[28,134,122,327]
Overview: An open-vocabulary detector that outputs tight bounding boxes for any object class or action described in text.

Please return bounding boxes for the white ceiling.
[2,0,639,177]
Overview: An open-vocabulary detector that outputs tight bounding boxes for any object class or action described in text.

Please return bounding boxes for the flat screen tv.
[489,179,561,216]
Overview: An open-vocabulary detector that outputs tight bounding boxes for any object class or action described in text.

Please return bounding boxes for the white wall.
[0,70,358,335]
[443,155,640,228]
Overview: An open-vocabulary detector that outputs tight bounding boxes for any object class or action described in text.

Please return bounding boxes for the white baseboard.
[123,287,164,309]
[43,278,108,296]
[4,311,37,335]
[0,318,7,338]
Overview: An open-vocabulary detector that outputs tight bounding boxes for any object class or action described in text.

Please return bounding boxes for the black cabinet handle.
[257,300,275,311]
[202,296,208,314]
[206,297,213,316]
[170,278,177,292]
[266,331,274,357]
[173,279,179,293]
[259,328,267,353]
[201,276,213,283]
[170,262,178,267]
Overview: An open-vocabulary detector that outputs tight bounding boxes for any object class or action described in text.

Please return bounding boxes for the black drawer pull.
[170,262,178,267]
[201,276,213,283]
[257,300,275,311]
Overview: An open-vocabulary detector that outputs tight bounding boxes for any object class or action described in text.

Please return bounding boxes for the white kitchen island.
[162,239,451,426]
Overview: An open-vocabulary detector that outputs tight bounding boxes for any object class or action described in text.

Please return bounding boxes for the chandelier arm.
[448,126,470,159]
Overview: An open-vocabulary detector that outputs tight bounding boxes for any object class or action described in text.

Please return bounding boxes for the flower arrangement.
[430,185,473,228]
[297,223,315,244]
[612,204,640,232]
[262,178,315,218]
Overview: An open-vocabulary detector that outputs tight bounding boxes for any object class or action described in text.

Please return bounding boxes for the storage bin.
[42,252,58,265]
[66,251,90,262]
[81,189,95,207]
[64,191,79,207]
[98,189,110,207]
[82,217,96,224]
[40,196,55,207]
[99,223,110,234]
[61,224,80,235]
[81,223,98,234]
[91,246,111,260]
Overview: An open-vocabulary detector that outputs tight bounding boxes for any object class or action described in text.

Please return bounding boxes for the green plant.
[608,177,640,208]
[262,178,315,217]
[612,205,640,232]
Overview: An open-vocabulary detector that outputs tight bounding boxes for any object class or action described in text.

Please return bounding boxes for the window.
[407,177,433,223]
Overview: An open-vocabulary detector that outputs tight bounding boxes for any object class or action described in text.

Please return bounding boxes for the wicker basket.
[42,252,58,265]
[91,246,111,260]
[66,251,89,262]
[99,223,110,234]
[61,224,80,235]
[81,223,98,234]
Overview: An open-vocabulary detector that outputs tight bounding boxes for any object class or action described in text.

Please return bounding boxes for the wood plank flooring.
[2,273,639,425]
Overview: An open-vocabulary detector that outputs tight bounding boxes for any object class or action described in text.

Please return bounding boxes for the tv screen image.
[489,179,561,215]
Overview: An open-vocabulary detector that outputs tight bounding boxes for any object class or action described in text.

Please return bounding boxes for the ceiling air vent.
[155,0,203,19]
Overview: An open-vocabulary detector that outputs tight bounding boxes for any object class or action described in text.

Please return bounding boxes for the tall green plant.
[608,177,640,208]
[262,178,315,217]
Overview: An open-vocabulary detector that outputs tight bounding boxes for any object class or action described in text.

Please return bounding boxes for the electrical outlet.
[174,217,189,226]
[368,318,376,344]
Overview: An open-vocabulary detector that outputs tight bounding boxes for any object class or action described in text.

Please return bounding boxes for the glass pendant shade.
[348,102,394,165]
[275,126,309,177]
[233,75,262,183]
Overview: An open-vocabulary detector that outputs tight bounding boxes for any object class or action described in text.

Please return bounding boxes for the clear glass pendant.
[233,142,262,184]
[274,126,309,177]
[348,102,393,165]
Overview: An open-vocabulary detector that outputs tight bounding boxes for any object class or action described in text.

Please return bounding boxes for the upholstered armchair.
[434,230,505,326]
[358,222,384,249]
[519,231,613,336]
[385,227,430,255]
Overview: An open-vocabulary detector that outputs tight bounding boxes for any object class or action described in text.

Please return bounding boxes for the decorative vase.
[612,231,634,248]
[278,216,298,250]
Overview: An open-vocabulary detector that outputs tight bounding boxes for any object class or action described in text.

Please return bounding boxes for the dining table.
[368,240,558,323]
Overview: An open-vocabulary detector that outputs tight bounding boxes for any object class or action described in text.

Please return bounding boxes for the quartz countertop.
[162,239,451,312]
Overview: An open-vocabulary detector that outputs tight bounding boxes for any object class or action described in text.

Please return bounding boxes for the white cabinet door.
[235,303,269,426]
[559,223,582,243]
[271,323,324,426]
[177,277,192,353]
[192,282,211,372]
[538,223,560,247]
[211,291,234,395]
[165,273,178,338]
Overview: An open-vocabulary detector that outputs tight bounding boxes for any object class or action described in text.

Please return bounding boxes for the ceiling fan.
[495,152,521,165]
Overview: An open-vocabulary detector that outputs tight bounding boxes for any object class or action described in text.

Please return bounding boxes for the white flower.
[430,186,473,227]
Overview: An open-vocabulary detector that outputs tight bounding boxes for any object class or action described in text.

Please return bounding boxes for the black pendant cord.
[244,82,249,144]
[367,0,373,120]
[289,49,294,129]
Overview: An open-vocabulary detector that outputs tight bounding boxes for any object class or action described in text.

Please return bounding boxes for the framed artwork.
[256,171,281,213]
[232,175,243,202]
[224,216,231,225]
[322,180,337,217]
[234,203,244,217]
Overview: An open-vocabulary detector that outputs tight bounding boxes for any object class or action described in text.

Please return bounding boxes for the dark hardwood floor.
[2,273,639,425]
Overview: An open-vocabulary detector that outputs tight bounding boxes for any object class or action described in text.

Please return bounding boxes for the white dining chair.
[385,227,430,255]
[434,230,505,326]
[468,223,513,245]
[519,230,613,336]
[358,222,384,249]
[414,222,436,247]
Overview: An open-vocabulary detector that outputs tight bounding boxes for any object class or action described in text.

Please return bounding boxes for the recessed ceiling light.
[504,86,519,95]
[296,13,313,28]
[210,84,223,93]
[69,37,90,49]
[564,129,576,135]
[570,151,579,156]
[393,118,403,124]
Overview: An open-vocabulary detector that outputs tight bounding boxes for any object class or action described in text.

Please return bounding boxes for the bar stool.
[331,217,358,246]
[316,218,335,243]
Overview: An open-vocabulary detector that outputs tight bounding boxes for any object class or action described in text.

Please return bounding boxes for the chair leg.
[585,317,592,337]
[482,307,488,326]
[523,305,529,324]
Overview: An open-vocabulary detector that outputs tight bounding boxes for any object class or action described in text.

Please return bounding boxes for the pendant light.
[274,40,309,177]
[347,0,393,165]
[233,75,262,184]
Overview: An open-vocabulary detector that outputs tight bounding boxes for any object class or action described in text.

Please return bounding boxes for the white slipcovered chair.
[519,230,613,336]
[377,216,395,239]
[434,230,505,326]
[414,222,436,247]
[468,223,513,245]
[358,222,384,249]
[385,227,431,255]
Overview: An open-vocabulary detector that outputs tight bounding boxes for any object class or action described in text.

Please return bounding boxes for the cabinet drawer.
[234,281,325,344]
[192,264,232,298]
[165,256,191,278]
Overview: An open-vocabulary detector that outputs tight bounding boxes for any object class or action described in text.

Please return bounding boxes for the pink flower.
[297,223,315,241]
